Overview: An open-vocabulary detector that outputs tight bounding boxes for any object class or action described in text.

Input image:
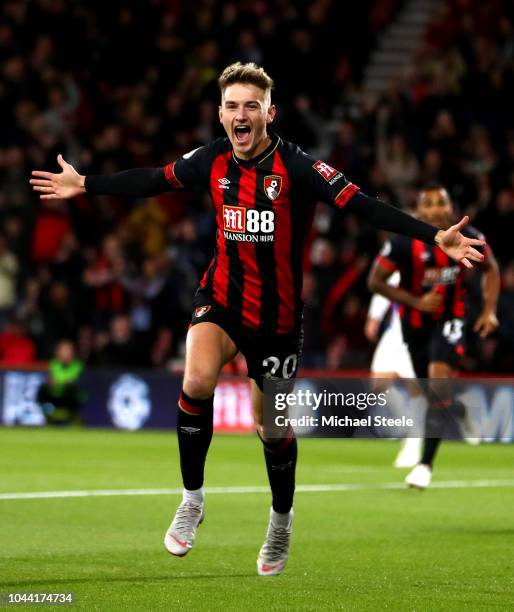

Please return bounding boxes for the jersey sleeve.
[163,142,216,190]
[86,141,218,197]
[290,149,359,209]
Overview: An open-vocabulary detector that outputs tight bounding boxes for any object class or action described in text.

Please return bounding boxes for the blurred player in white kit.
[365,272,425,468]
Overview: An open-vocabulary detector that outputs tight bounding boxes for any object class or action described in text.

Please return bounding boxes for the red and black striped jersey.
[375,226,490,329]
[164,133,359,334]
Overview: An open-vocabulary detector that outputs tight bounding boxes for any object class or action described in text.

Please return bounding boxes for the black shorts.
[402,318,465,378]
[190,296,303,390]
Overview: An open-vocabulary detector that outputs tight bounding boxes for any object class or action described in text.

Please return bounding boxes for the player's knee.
[256,423,268,441]
[257,423,293,447]
[369,376,392,395]
[183,372,217,400]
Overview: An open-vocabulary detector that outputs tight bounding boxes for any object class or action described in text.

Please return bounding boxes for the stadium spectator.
[0,234,19,328]
[326,292,371,368]
[31,200,71,264]
[83,234,128,331]
[36,339,85,424]
[125,198,169,258]
[377,128,419,202]
[39,280,79,358]
[92,313,149,369]
[0,318,36,366]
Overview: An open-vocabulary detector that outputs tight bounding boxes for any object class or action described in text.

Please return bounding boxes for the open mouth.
[234,125,251,145]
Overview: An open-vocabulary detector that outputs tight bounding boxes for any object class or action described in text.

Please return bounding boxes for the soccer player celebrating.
[368,185,500,489]
[31,64,485,574]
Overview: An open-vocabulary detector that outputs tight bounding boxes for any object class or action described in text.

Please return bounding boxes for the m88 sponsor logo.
[223,205,275,243]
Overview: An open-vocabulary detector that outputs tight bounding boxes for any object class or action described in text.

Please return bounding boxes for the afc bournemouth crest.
[194,305,212,318]
[264,175,282,201]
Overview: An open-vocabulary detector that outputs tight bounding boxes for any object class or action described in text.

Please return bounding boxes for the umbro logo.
[218,178,230,189]
[420,250,431,261]
[271,461,293,471]
[180,426,201,434]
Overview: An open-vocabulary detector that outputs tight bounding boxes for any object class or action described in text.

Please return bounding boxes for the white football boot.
[257,507,293,576]
[394,437,423,468]
[164,500,204,557]
[405,464,432,490]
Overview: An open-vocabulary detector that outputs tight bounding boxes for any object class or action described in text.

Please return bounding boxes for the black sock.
[177,390,214,490]
[421,404,447,466]
[421,437,442,466]
[260,427,297,514]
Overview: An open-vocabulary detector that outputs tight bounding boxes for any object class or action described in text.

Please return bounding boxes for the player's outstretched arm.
[367,261,442,313]
[365,272,402,341]
[364,295,389,342]
[433,216,485,269]
[31,154,85,199]
[31,154,171,199]
[345,194,485,268]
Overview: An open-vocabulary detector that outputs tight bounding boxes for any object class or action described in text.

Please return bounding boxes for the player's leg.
[418,360,455,471]
[369,371,398,391]
[390,340,424,469]
[401,329,436,489]
[371,327,423,467]
[369,326,400,391]
[253,381,297,516]
[370,371,423,467]
[247,334,301,576]
[178,322,237,492]
[252,380,296,576]
[411,317,468,487]
[164,322,238,557]
[407,357,460,489]
[394,381,425,469]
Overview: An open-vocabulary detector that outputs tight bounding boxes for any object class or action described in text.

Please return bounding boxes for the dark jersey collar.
[231,132,281,168]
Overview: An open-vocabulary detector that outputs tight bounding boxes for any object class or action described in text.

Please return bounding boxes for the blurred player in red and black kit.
[368,186,500,489]
[31,64,485,574]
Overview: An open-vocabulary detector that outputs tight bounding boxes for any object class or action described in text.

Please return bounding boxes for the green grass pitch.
[1,427,513,611]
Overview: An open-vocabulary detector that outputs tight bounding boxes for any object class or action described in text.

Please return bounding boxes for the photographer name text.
[274,415,413,428]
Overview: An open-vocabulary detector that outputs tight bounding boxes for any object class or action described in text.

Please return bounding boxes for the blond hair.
[218,62,274,102]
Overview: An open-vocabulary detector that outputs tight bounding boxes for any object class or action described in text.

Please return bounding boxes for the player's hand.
[435,216,485,269]
[30,154,85,199]
[414,288,443,313]
[364,317,380,342]
[473,310,499,338]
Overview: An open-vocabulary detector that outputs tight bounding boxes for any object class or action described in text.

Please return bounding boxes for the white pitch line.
[1,480,514,501]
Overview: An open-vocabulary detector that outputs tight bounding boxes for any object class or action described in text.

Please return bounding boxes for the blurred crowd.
[0,0,513,372]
